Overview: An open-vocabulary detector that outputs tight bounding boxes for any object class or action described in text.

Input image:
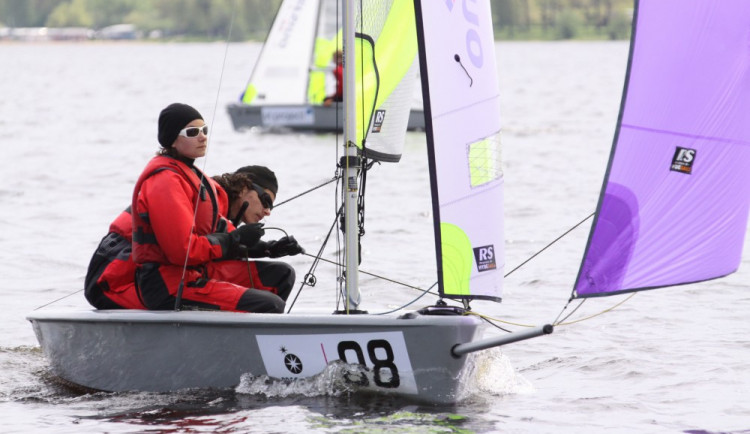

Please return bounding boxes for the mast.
[342,0,361,311]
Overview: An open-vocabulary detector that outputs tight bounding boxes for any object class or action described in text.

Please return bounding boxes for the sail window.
[467,134,503,187]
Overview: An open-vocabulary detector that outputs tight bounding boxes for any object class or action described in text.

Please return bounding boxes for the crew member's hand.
[231,223,264,249]
[267,236,304,258]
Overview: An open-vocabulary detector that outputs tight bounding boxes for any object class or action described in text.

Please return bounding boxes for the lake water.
[1,40,748,433]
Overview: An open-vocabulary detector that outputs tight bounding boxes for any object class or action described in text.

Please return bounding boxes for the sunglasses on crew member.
[178,125,209,138]
[250,183,274,211]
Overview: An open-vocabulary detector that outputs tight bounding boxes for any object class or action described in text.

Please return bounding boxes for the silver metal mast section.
[342,0,361,311]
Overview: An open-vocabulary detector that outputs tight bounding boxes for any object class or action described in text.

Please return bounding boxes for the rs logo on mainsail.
[473,245,497,272]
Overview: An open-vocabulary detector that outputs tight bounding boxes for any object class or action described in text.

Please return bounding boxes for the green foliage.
[491,0,633,40]
[46,0,92,27]
[0,0,631,41]
[0,0,60,27]
[555,9,581,39]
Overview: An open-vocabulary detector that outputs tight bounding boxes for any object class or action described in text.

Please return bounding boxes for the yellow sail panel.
[241,84,258,104]
[354,0,418,162]
[440,223,473,296]
[308,36,340,104]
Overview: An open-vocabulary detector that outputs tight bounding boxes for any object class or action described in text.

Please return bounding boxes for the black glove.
[206,231,244,260]
[244,240,270,258]
[266,236,304,258]
[230,223,265,249]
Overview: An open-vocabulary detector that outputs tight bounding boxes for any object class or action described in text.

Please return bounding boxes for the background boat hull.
[227,102,426,132]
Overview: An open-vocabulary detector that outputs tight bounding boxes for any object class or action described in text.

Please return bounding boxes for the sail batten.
[620,124,750,147]
[573,0,750,298]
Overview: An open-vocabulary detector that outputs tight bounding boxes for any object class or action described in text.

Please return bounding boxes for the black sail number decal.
[337,339,400,388]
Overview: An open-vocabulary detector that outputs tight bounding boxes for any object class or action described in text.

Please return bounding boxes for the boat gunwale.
[27,309,483,328]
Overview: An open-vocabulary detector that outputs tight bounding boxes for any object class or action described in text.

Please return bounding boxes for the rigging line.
[333,1,344,310]
[286,205,344,313]
[465,311,536,329]
[475,315,512,333]
[504,211,595,279]
[467,293,636,333]
[262,226,288,237]
[273,176,340,208]
[175,2,238,311]
[556,293,638,327]
[299,252,439,297]
[554,297,585,325]
[174,178,209,311]
[33,289,83,311]
[374,282,437,315]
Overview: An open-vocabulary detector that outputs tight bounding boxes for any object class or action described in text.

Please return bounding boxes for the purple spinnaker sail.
[573,0,750,298]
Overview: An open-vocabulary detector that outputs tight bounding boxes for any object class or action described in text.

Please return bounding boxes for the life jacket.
[84,207,145,309]
[84,166,234,310]
[131,155,224,266]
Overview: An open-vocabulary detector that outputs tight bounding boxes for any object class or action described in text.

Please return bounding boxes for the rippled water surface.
[1,41,748,433]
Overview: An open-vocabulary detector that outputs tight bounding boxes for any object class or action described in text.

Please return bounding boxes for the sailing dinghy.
[28,0,548,404]
[27,0,750,404]
[226,0,426,133]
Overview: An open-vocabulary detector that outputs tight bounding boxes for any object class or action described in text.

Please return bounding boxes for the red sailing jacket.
[131,156,226,266]
[84,207,146,309]
[333,64,343,100]
[84,166,234,310]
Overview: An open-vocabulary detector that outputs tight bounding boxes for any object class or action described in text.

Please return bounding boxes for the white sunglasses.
[178,125,209,138]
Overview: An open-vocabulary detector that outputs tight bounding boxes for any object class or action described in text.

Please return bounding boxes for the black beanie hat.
[235,165,278,196]
[158,103,203,148]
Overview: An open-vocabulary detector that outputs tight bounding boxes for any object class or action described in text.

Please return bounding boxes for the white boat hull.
[226,102,426,132]
[28,309,481,404]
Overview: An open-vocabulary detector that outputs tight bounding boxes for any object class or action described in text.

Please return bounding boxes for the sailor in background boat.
[85,103,302,313]
[322,50,343,107]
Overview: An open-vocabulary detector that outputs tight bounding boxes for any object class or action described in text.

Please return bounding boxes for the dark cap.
[158,103,203,148]
[235,165,278,196]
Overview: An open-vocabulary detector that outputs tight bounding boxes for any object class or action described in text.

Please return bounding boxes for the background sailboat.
[226,0,425,132]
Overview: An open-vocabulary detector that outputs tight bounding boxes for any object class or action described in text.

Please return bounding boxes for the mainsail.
[415,0,504,301]
[573,0,750,298]
[240,0,320,104]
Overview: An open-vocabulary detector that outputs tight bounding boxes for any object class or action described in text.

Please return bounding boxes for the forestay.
[573,0,750,298]
[415,0,504,302]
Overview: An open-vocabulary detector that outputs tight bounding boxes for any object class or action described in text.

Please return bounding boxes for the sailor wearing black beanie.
[158,103,204,148]
[130,102,295,314]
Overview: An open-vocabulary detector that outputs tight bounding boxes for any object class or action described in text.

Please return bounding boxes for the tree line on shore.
[0,0,632,41]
